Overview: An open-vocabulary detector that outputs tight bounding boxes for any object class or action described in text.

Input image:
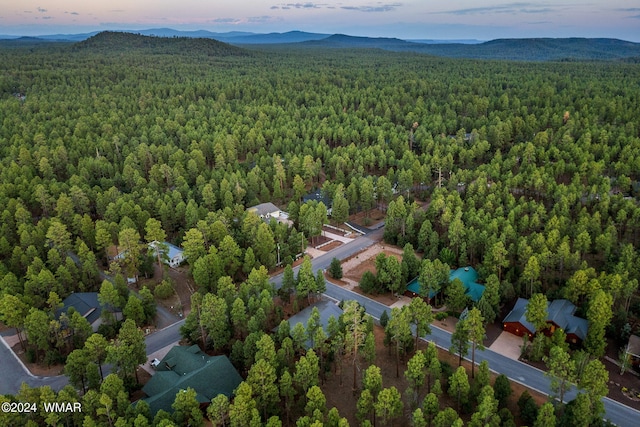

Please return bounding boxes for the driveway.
[268,229,639,426]
[489,331,525,360]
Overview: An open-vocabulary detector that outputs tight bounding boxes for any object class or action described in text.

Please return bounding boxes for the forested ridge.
[73,32,249,57]
[0,33,639,426]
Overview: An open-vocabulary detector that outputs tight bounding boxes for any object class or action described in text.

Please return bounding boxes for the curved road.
[3,230,639,426]
[268,229,639,427]
[0,319,186,396]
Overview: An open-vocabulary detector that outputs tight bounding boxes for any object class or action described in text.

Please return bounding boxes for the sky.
[1,1,639,41]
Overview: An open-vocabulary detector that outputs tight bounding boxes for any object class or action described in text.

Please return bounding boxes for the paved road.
[269,228,638,426]
[66,250,180,329]
[4,232,639,426]
[0,332,68,395]
[323,280,639,427]
[272,228,384,289]
[0,319,186,396]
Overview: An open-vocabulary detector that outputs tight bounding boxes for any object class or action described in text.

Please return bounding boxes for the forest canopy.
[0,32,639,426]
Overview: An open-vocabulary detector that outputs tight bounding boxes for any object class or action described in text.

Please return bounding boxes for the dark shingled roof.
[503,298,588,340]
[57,292,103,326]
[282,300,343,348]
[141,345,242,415]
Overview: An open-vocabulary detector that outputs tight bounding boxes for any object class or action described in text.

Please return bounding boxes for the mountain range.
[1,28,639,61]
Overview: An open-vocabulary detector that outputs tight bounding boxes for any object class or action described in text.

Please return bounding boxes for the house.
[56,292,122,332]
[248,202,282,221]
[405,266,485,303]
[140,345,242,415]
[280,300,342,348]
[502,298,589,344]
[303,191,332,216]
[149,241,185,268]
[625,335,640,368]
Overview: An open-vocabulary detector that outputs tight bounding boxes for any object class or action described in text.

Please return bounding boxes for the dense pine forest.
[0,32,639,426]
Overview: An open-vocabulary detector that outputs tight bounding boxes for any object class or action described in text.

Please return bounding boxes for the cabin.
[57,292,122,332]
[502,297,589,344]
[405,266,485,303]
[140,345,242,415]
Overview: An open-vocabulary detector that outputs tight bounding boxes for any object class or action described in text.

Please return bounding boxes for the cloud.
[341,3,402,13]
[42,16,52,20]
[272,2,327,10]
[211,17,242,24]
[209,15,279,25]
[525,21,552,25]
[248,15,276,23]
[616,8,640,19]
[37,7,47,13]
[435,3,554,16]
[286,3,322,8]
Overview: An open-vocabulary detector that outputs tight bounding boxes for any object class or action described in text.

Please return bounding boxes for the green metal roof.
[406,266,485,302]
[141,345,242,415]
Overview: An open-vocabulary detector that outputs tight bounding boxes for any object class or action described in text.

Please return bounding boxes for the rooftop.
[627,335,640,358]
[283,300,342,348]
[56,292,103,325]
[248,202,281,218]
[406,266,485,302]
[302,191,331,206]
[503,297,588,340]
[149,241,184,260]
[141,345,242,415]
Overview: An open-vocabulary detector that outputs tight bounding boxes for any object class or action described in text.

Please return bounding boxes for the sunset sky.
[1,1,639,41]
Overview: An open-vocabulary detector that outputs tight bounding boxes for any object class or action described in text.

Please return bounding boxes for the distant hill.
[276,34,640,61]
[303,34,417,50]
[0,36,69,45]
[73,31,248,56]
[135,28,255,40]
[2,28,639,61]
[299,35,640,61]
[407,39,483,45]
[218,30,329,45]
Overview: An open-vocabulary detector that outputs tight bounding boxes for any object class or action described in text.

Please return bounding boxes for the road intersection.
[2,228,639,426]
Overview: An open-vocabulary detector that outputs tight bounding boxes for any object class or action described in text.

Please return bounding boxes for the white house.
[248,202,281,221]
[149,241,185,268]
